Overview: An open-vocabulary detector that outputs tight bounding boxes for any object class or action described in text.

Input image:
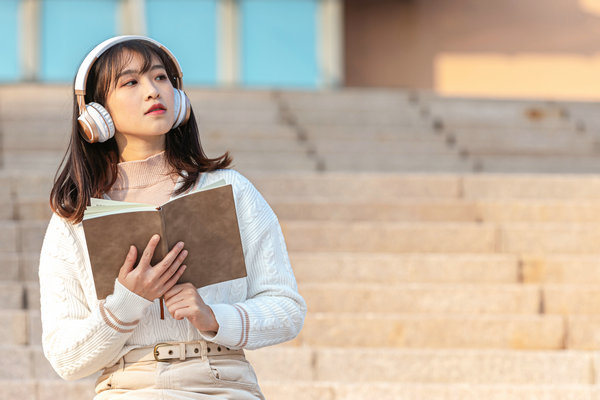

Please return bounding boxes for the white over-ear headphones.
[74,35,191,143]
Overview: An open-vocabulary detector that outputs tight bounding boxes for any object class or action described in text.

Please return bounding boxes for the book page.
[84,198,156,219]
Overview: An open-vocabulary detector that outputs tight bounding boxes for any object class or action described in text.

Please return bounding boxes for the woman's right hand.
[117,234,188,301]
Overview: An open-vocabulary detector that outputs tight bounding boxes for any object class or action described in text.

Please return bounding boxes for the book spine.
[158,208,169,259]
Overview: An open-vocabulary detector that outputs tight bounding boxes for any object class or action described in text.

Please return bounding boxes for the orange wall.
[344,0,600,100]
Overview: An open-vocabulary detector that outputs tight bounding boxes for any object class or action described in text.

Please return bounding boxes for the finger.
[164,289,192,308]
[155,241,185,274]
[158,249,188,283]
[162,265,187,296]
[139,234,161,268]
[119,245,137,275]
[163,282,185,301]
[168,304,193,321]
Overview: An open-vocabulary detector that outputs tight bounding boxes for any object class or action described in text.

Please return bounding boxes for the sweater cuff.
[103,279,152,324]
[199,303,245,347]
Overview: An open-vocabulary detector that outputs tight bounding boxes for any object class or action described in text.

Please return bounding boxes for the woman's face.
[104,50,175,144]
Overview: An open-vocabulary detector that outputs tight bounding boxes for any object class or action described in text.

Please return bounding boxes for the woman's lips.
[146,109,166,115]
[145,104,167,114]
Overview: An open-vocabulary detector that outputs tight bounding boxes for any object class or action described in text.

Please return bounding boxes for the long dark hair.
[50,39,231,223]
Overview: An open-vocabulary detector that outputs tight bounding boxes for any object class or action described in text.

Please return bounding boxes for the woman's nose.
[144,79,160,99]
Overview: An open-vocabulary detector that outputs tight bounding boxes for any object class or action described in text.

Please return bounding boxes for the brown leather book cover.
[82,185,247,299]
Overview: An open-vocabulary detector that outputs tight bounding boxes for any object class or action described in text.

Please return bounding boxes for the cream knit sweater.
[39,163,306,381]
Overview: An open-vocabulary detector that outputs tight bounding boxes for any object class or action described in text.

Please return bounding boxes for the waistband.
[123,341,243,363]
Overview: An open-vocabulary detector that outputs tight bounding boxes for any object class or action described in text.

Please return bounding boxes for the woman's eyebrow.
[116,64,166,80]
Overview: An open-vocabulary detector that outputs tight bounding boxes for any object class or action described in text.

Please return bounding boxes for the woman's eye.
[123,80,137,87]
[156,74,167,81]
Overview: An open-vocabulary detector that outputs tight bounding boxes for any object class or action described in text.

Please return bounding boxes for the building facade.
[1,0,343,88]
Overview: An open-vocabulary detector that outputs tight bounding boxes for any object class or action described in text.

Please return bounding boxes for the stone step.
[543,285,600,315]
[10,380,600,400]
[0,379,95,400]
[282,88,414,109]
[21,280,600,316]
[0,253,21,281]
[462,174,600,199]
[195,107,281,124]
[0,282,25,309]
[14,251,520,285]
[299,283,540,314]
[321,155,474,172]
[0,222,18,253]
[20,191,600,224]
[425,98,572,128]
[21,281,542,314]
[23,309,564,350]
[1,120,71,151]
[257,382,600,400]
[474,155,600,173]
[500,223,600,253]
[18,184,600,223]
[452,131,599,156]
[8,345,595,384]
[5,220,500,255]
[201,123,297,139]
[3,172,466,201]
[19,214,600,257]
[187,88,277,107]
[304,125,438,139]
[293,110,424,125]
[290,253,519,284]
[522,255,600,284]
[272,199,600,223]
[293,313,563,350]
[0,310,28,345]
[308,138,454,155]
[282,221,497,253]
[244,347,595,384]
[203,138,307,154]
[2,150,318,173]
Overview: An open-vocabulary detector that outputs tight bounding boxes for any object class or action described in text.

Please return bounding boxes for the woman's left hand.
[163,283,219,333]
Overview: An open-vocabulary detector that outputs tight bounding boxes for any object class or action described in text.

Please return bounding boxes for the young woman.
[39,35,306,399]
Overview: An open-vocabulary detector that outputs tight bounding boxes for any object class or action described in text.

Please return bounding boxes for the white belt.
[123,341,243,363]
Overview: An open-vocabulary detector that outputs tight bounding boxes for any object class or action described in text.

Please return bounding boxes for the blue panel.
[41,0,118,82]
[241,0,318,88]
[0,0,20,81]
[146,0,218,85]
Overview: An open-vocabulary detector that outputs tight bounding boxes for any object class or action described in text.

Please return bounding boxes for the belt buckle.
[153,343,170,361]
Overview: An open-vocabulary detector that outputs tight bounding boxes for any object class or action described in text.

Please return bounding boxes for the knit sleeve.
[198,171,307,349]
[39,214,152,380]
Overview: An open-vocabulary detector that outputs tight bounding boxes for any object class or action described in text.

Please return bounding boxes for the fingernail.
[177,241,184,248]
[153,234,160,240]
[182,250,188,256]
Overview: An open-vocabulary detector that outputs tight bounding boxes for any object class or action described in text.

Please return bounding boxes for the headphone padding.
[87,102,115,142]
[172,89,191,128]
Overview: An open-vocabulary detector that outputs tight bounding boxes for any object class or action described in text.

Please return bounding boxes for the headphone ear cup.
[172,89,191,129]
[78,102,115,143]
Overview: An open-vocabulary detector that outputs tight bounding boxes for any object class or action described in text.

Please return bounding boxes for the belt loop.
[200,340,208,360]
[179,343,186,361]
[119,356,125,371]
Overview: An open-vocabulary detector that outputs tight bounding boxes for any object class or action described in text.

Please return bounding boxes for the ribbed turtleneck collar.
[111,151,176,190]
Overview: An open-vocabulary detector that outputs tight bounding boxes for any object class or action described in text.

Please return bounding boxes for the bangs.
[86,40,168,104]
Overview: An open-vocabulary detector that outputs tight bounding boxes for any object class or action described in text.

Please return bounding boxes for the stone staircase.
[3,85,600,399]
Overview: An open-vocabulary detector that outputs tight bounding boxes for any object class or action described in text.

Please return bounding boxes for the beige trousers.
[94,352,265,399]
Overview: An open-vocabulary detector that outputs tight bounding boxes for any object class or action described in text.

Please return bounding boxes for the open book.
[82,180,247,300]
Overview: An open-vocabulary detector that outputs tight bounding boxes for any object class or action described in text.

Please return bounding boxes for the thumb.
[119,245,137,275]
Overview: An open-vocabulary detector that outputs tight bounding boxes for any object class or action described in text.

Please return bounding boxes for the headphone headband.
[74,35,191,143]
[74,35,183,98]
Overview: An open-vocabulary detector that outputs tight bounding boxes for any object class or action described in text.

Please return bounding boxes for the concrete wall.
[344,0,600,100]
